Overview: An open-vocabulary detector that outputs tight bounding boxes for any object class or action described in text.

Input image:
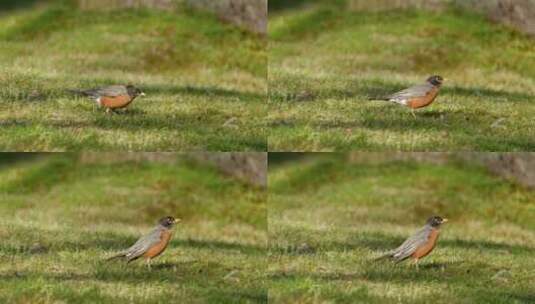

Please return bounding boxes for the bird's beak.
[174,218,181,223]
[442,218,449,223]
[140,92,146,97]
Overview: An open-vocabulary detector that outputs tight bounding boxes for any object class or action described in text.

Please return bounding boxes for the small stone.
[223,117,238,128]
[295,90,315,102]
[29,242,48,254]
[296,242,315,254]
[223,270,239,280]
[491,269,512,283]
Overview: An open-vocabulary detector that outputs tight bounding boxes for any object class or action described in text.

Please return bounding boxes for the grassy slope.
[0,1,266,151]
[268,155,535,303]
[268,1,535,151]
[0,155,267,303]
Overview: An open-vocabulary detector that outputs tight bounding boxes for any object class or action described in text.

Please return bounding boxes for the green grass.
[268,1,535,151]
[0,155,267,303]
[268,155,535,303]
[0,1,267,151]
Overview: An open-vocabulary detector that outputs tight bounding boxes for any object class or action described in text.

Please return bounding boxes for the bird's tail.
[367,96,389,101]
[66,89,85,96]
[66,89,94,97]
[373,252,392,261]
[105,253,125,261]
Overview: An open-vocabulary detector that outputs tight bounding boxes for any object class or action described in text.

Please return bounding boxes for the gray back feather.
[390,225,432,262]
[123,226,164,261]
[86,85,127,98]
[388,83,434,102]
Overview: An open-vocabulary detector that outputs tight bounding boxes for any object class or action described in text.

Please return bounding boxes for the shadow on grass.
[361,260,491,283]
[270,229,535,256]
[345,231,534,255]
[281,104,535,150]
[0,265,268,303]
[174,238,266,255]
[272,78,534,104]
[271,262,456,282]
[442,85,535,103]
[0,153,47,168]
[0,109,267,151]
[361,82,534,104]
[142,84,265,101]
[270,259,489,287]
[12,229,266,257]
[0,0,39,12]
[0,272,92,282]
[0,230,139,255]
[269,0,328,12]
[499,292,535,303]
[55,232,265,256]
[93,261,267,303]
[308,108,462,130]
[1,83,263,103]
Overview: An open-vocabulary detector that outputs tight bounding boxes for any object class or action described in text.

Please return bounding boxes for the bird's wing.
[89,85,128,97]
[123,227,163,261]
[391,226,432,262]
[387,83,433,102]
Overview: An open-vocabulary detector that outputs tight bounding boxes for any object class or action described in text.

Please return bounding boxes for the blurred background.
[270,0,535,37]
[0,0,267,151]
[268,0,535,151]
[269,152,535,303]
[0,152,266,303]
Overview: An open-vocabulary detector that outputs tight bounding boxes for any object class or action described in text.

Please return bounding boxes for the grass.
[268,1,535,151]
[0,154,267,303]
[0,0,267,151]
[268,154,535,303]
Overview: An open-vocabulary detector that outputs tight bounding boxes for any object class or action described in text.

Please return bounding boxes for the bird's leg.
[412,259,420,270]
[147,258,152,271]
[106,108,119,115]
[411,108,416,119]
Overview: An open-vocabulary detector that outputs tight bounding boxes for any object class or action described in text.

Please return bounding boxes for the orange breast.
[407,86,439,109]
[143,230,172,260]
[100,95,134,109]
[411,228,440,259]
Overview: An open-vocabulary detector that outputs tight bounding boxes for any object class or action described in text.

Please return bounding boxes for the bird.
[107,216,180,269]
[375,216,448,268]
[370,75,444,117]
[69,84,145,113]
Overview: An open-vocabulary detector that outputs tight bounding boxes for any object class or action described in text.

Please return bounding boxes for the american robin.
[70,84,145,113]
[375,216,448,267]
[371,75,444,117]
[107,216,180,269]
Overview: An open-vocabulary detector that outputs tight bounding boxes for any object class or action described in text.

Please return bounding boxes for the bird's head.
[126,84,145,97]
[426,216,448,227]
[159,216,180,228]
[426,75,444,86]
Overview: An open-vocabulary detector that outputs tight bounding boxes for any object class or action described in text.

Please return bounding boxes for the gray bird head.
[159,216,180,228]
[126,84,145,97]
[426,75,444,86]
[426,216,448,227]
